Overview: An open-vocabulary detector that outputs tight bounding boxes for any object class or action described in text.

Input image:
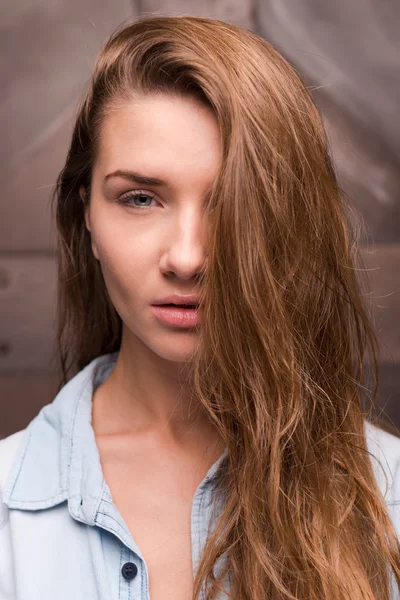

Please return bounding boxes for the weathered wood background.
[1,0,399,437]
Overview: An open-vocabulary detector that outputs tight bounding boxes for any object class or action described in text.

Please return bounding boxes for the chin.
[152,339,199,363]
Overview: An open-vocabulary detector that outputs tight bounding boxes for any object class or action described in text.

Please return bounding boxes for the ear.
[79,185,99,260]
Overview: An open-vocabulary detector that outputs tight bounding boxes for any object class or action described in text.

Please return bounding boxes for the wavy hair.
[52,15,400,599]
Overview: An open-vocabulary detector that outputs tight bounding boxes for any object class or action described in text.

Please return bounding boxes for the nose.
[159,206,206,281]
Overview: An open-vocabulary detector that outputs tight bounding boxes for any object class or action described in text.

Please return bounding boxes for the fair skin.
[80,92,225,470]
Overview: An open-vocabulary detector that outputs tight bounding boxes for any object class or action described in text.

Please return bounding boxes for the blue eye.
[116,190,158,209]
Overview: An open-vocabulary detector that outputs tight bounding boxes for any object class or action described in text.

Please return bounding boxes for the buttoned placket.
[95,485,147,600]
[70,462,224,600]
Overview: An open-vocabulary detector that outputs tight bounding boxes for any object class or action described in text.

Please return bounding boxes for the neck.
[92,327,220,446]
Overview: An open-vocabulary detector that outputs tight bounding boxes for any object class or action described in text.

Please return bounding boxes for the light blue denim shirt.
[1,351,400,599]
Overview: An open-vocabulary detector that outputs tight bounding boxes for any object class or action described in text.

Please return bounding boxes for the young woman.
[1,15,399,600]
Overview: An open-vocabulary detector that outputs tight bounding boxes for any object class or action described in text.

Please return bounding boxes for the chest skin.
[95,431,225,600]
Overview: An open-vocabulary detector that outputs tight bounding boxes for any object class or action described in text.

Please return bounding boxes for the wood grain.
[0,255,57,371]
[0,373,59,439]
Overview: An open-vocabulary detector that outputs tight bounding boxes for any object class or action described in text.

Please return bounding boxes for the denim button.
[121,561,138,581]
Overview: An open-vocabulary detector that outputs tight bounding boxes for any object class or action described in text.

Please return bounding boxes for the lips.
[151,304,201,327]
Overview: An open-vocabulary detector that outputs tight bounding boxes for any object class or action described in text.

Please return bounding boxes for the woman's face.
[81,93,221,363]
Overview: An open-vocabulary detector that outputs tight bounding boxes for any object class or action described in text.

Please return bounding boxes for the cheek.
[91,222,154,304]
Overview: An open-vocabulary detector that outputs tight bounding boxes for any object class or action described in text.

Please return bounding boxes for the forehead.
[95,94,222,189]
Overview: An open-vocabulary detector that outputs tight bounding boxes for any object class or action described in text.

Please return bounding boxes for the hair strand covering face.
[51,15,400,600]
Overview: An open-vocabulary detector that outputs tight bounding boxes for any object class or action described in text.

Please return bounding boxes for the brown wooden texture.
[0,374,59,439]
[0,255,57,371]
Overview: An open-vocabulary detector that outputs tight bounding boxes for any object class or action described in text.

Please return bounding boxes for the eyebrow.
[103,170,167,186]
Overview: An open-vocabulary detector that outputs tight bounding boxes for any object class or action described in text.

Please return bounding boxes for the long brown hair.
[52,15,400,599]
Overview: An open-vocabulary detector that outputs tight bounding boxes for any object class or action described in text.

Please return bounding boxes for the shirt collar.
[2,352,119,524]
[2,352,228,524]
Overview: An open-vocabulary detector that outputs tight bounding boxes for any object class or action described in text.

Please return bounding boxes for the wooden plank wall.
[1,0,398,438]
